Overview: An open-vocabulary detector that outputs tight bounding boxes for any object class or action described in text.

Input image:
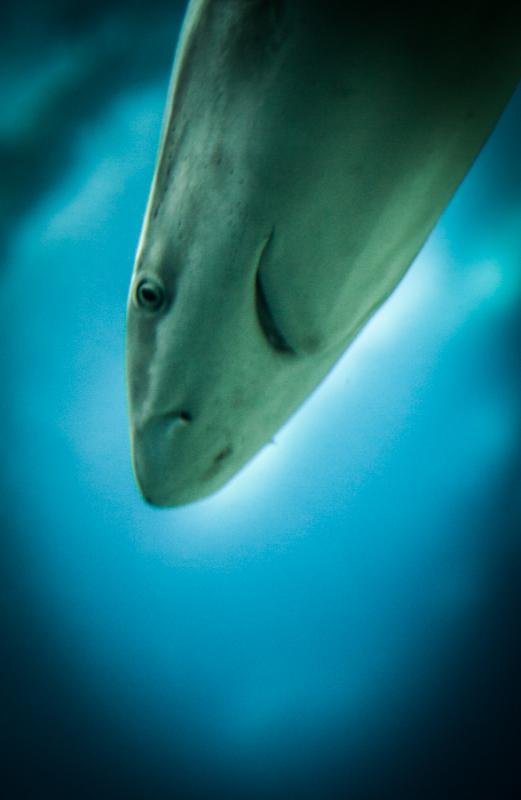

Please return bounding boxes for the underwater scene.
[2,2,520,798]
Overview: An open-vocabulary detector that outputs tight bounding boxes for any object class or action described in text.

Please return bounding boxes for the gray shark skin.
[126,0,521,507]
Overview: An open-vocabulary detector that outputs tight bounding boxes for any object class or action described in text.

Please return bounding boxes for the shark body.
[126,0,521,506]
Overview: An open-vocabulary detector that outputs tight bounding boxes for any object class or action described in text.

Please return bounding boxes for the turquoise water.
[3,44,520,800]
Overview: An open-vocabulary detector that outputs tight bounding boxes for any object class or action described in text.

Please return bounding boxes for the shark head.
[126,1,360,506]
[126,0,521,506]
[126,218,333,506]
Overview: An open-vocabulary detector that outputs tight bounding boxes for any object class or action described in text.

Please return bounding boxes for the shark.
[126,0,521,506]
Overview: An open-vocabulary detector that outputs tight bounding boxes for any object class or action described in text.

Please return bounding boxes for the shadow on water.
[0,0,186,260]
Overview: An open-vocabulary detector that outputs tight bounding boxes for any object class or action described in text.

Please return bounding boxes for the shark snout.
[131,408,234,506]
[131,410,194,506]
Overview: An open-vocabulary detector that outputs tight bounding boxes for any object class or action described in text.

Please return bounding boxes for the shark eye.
[135,277,165,312]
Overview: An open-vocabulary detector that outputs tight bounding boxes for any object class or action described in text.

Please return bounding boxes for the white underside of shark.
[126,0,521,506]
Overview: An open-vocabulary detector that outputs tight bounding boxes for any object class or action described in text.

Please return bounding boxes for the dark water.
[2,3,520,798]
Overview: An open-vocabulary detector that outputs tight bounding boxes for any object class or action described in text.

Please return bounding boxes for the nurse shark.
[126,0,521,506]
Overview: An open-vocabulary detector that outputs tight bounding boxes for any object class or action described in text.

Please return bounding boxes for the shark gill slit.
[254,232,296,356]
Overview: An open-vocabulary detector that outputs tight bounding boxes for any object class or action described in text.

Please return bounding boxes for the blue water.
[4,69,521,794]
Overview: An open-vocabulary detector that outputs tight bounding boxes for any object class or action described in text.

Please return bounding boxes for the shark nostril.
[214,445,233,465]
[202,445,234,481]
[161,409,193,430]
